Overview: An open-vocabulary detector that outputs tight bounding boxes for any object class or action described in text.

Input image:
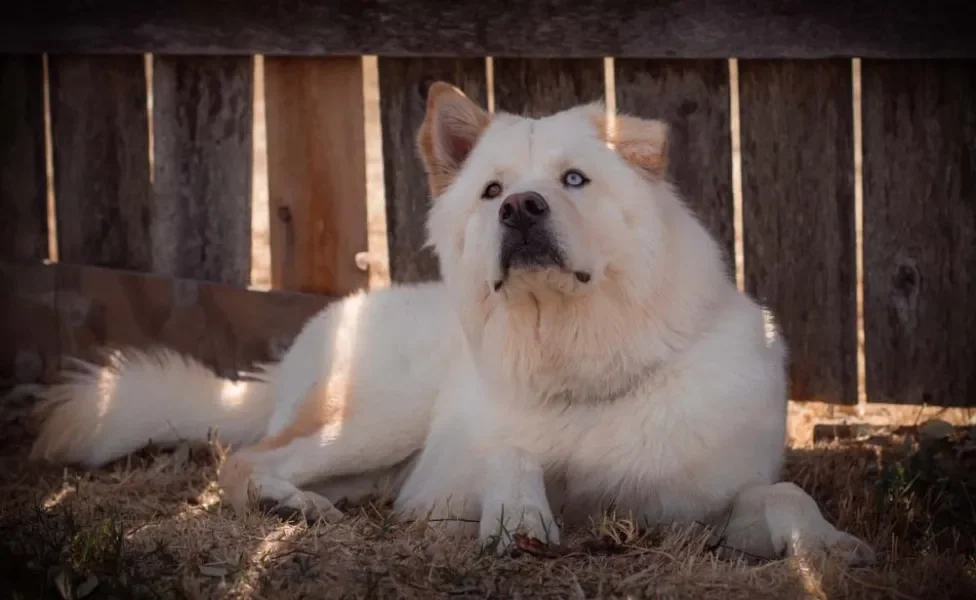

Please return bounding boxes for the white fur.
[30,100,874,564]
[29,350,273,467]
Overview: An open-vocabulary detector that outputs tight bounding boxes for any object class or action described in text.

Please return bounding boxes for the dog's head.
[419,82,675,298]
[417,82,725,397]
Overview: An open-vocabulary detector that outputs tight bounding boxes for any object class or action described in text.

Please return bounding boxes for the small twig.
[268,547,318,562]
[447,587,483,596]
[426,517,480,524]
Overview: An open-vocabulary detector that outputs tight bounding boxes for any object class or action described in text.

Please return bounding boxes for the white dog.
[30,82,874,563]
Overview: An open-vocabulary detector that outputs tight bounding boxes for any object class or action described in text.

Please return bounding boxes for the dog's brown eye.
[562,169,589,188]
[482,181,503,200]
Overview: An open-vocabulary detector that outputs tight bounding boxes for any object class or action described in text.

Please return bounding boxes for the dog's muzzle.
[497,191,566,280]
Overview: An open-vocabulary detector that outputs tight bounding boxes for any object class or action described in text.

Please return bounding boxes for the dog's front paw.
[479,502,560,555]
[760,482,876,566]
[822,530,876,565]
[785,525,876,566]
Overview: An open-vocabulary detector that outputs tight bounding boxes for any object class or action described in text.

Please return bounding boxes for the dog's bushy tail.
[29,348,274,468]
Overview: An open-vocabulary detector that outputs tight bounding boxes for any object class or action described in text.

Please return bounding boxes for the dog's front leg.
[719,482,875,564]
[479,444,559,554]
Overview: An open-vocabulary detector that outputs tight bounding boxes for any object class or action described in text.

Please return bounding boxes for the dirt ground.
[1,386,974,599]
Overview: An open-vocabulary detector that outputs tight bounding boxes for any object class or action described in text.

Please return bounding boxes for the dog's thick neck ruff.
[470,232,727,407]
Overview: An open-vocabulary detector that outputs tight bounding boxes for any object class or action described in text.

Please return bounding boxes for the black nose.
[498,191,550,230]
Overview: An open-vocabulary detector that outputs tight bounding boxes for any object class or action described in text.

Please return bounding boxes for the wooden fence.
[0,1,973,408]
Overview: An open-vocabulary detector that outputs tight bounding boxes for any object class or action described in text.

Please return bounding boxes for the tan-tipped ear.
[416,82,491,197]
[590,109,669,180]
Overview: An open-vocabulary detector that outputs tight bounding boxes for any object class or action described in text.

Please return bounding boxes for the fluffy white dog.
[30,82,874,564]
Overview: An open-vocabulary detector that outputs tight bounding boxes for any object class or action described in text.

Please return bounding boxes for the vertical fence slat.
[49,55,151,270]
[264,56,369,296]
[739,60,856,405]
[152,55,252,286]
[493,58,604,117]
[0,56,52,383]
[614,59,734,274]
[0,55,47,264]
[378,57,488,284]
[862,60,976,406]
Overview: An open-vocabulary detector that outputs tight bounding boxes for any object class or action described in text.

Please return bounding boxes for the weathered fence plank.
[49,55,151,270]
[152,55,253,286]
[264,56,369,296]
[2,1,974,58]
[493,58,604,118]
[0,262,333,383]
[739,60,856,404]
[378,57,488,283]
[0,55,47,263]
[862,60,976,406]
[615,59,734,275]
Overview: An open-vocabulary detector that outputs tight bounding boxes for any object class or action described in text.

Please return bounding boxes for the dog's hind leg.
[716,482,875,564]
[219,419,424,522]
[306,455,419,512]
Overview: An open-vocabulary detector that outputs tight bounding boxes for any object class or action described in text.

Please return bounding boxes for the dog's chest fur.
[489,328,786,527]
[499,382,718,524]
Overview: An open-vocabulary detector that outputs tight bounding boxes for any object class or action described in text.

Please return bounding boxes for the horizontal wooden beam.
[0,262,334,384]
[1,1,973,58]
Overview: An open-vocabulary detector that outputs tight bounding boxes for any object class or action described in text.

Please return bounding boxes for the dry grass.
[1,390,975,599]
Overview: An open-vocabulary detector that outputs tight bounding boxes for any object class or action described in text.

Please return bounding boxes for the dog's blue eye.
[482,181,503,200]
[562,170,589,188]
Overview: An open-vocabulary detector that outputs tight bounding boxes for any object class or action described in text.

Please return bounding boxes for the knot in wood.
[893,263,919,297]
[277,206,293,223]
[891,260,920,331]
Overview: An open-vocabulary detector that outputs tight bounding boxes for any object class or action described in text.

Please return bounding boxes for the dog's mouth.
[493,229,590,291]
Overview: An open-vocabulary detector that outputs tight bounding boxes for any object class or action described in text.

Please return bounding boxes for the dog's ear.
[612,114,669,180]
[417,82,491,197]
[588,105,669,180]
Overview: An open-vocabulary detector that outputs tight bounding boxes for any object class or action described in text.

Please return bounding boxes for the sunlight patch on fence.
[42,53,57,263]
[729,58,745,293]
[852,58,866,414]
